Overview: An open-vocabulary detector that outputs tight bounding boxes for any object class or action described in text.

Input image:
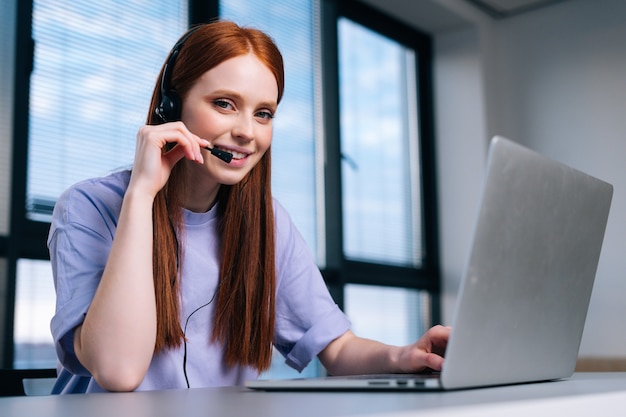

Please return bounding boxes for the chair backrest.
[0,368,57,396]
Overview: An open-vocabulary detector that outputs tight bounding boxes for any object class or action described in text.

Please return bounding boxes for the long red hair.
[145,21,284,371]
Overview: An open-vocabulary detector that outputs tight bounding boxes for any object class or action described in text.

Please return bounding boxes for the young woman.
[48,20,449,393]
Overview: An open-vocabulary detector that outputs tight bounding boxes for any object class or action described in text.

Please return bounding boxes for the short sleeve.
[272,201,351,372]
[48,172,128,376]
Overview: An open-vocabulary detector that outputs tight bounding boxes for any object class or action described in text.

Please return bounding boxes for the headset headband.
[155,26,202,122]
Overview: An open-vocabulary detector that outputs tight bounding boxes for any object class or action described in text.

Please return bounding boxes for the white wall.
[433,26,488,324]
[430,0,626,357]
[488,0,626,357]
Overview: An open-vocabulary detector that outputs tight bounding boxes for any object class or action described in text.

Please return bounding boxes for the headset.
[154,26,233,163]
[155,27,201,123]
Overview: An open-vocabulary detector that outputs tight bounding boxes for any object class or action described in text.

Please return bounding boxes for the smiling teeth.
[215,147,246,160]
[230,151,246,159]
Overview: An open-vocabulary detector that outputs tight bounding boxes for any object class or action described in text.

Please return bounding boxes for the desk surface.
[2,373,626,417]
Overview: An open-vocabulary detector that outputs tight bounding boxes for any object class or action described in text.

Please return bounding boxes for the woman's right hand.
[128,121,211,198]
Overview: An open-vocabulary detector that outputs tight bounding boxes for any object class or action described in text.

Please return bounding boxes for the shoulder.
[272,198,299,241]
[271,198,315,266]
[52,170,131,230]
[272,198,290,223]
[57,170,130,208]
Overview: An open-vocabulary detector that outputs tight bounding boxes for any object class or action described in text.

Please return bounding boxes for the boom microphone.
[205,146,233,163]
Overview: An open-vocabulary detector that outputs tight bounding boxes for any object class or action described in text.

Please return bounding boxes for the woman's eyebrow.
[210,89,277,109]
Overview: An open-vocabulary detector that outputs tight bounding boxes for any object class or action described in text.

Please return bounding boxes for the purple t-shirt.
[48,170,350,393]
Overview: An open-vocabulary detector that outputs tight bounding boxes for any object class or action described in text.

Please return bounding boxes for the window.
[9,0,188,368]
[333,0,439,346]
[222,0,439,370]
[219,0,319,255]
[13,259,56,369]
[338,18,422,268]
[344,284,430,346]
[27,1,188,220]
[7,0,439,372]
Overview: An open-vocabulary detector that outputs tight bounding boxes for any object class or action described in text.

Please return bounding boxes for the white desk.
[2,373,625,417]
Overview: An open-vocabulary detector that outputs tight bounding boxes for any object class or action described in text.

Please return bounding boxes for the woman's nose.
[231,115,254,142]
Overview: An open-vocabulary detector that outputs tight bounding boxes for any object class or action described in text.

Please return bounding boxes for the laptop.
[246,136,613,391]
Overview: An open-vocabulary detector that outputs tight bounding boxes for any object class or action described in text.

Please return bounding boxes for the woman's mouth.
[215,146,248,160]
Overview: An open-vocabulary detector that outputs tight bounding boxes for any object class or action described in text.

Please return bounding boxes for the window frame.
[2,0,440,368]
[320,0,441,314]
[4,0,38,368]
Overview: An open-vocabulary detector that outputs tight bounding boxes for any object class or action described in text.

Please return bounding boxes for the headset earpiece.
[155,82,181,122]
[155,27,199,123]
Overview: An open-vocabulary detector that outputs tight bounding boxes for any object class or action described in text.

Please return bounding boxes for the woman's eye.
[256,110,274,120]
[213,99,232,110]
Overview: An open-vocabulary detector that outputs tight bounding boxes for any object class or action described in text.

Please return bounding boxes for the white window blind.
[220,0,319,255]
[345,284,430,346]
[338,18,424,268]
[27,0,188,220]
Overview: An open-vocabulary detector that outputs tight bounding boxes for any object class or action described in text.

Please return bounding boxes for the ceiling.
[464,0,570,18]
[358,0,571,33]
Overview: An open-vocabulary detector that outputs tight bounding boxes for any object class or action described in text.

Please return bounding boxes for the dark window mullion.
[320,0,345,307]
[3,0,35,369]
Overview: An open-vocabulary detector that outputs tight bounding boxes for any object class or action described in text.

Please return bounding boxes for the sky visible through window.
[339,17,423,268]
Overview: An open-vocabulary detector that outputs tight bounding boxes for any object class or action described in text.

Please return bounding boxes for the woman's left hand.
[319,325,451,376]
[394,324,450,373]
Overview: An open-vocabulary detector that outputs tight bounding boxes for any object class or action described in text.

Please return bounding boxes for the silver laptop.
[246,136,613,391]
